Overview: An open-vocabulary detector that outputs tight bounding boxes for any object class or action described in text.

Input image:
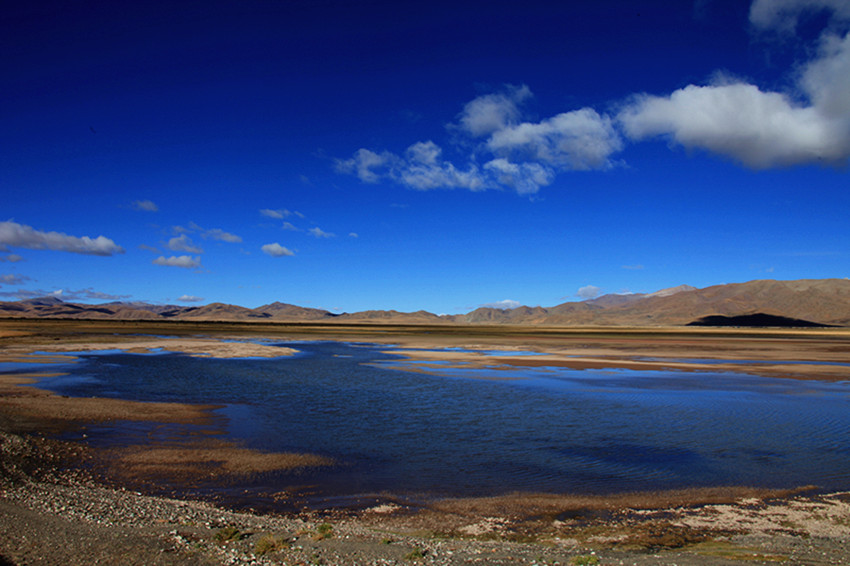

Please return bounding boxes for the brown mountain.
[336,309,445,324]
[1,279,849,326]
[254,302,337,320]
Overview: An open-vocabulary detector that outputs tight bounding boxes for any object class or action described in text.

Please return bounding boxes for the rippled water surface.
[12,341,850,501]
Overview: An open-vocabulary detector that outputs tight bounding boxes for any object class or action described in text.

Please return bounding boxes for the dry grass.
[110,439,334,481]
[0,372,214,433]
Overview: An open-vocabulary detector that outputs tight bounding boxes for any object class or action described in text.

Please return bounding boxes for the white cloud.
[397,141,487,191]
[618,78,850,168]
[261,243,294,257]
[338,88,622,195]
[619,3,850,169]
[348,232,359,238]
[260,208,303,219]
[308,227,335,238]
[132,199,158,212]
[0,254,23,262]
[0,287,130,301]
[749,0,850,32]
[487,108,623,170]
[0,220,124,256]
[337,3,850,186]
[203,228,242,243]
[178,294,204,303]
[622,264,645,270]
[576,285,601,299]
[457,84,532,137]
[337,142,486,191]
[170,224,241,245]
[481,299,522,310]
[152,255,201,269]
[260,208,285,219]
[483,159,555,195]
[0,274,31,285]
[335,148,397,184]
[74,288,131,301]
[0,288,53,300]
[167,234,203,254]
[282,222,300,231]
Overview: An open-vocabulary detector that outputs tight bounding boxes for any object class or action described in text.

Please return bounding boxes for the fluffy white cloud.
[260,208,304,219]
[167,234,203,253]
[0,254,23,262]
[457,84,531,137]
[487,108,623,170]
[337,1,850,187]
[338,87,622,195]
[618,81,849,168]
[336,149,396,183]
[336,142,487,191]
[576,285,601,299]
[481,299,522,309]
[261,243,294,257]
[399,141,486,190]
[749,0,850,31]
[260,208,285,219]
[131,199,158,212]
[74,288,131,301]
[203,228,242,243]
[0,274,31,285]
[308,227,335,238]
[282,222,300,231]
[178,294,204,303]
[171,224,242,245]
[152,255,201,269]
[0,287,130,301]
[619,2,850,169]
[0,221,124,256]
[484,158,555,195]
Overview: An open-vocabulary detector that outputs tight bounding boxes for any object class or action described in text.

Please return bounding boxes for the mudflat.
[1,319,849,565]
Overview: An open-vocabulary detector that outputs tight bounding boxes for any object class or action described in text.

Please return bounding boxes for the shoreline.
[2,319,850,564]
[3,428,849,565]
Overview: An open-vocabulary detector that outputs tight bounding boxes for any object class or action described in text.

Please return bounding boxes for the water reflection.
[7,340,850,502]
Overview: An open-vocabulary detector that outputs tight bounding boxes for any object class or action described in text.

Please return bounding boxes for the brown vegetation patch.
[0,372,213,434]
[8,337,297,359]
[108,439,334,484]
[426,487,806,520]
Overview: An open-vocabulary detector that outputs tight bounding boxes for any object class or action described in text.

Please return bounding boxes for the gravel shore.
[2,431,850,565]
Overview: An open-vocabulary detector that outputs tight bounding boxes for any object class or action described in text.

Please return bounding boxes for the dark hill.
[687,313,834,328]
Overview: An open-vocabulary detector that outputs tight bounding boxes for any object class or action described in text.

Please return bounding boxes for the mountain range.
[2,279,850,327]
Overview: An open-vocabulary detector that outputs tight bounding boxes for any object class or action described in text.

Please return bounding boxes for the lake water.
[8,340,850,505]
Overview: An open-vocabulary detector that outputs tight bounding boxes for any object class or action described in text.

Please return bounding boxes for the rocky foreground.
[2,432,850,566]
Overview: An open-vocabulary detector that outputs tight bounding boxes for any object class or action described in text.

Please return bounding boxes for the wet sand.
[1,319,849,564]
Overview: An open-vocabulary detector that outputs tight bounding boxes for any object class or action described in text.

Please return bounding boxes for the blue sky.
[2,0,849,314]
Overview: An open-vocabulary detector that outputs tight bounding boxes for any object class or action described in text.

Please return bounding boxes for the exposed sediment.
[1,320,849,564]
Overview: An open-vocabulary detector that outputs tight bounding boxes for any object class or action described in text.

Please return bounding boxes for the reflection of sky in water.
[7,341,850,501]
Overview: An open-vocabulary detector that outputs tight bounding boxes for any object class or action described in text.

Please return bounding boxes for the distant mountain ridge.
[2,278,849,327]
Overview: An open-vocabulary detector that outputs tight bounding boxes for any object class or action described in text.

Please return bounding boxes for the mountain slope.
[1,278,849,326]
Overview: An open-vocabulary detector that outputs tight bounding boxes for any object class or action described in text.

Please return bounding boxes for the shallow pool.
[9,340,850,504]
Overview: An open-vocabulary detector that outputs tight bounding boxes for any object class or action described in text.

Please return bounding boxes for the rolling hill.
[1,279,849,327]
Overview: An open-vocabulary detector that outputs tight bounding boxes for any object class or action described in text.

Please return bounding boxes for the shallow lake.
[10,340,850,506]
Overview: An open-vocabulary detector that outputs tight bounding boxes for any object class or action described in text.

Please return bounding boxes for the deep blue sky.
[2,0,849,313]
